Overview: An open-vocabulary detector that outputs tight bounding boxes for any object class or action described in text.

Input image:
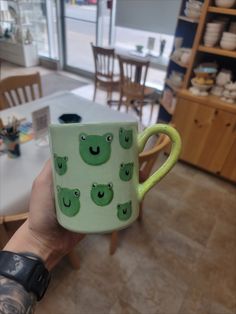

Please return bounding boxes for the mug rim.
[49,121,138,128]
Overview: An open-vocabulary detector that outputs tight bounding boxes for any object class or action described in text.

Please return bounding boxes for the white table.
[115,47,169,72]
[0,91,137,216]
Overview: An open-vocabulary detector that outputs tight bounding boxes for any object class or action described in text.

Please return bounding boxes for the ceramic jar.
[216,70,232,86]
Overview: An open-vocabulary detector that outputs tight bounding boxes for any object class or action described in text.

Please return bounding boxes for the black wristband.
[0,251,51,301]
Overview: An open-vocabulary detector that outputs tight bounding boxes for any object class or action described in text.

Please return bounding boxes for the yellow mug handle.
[137,124,182,202]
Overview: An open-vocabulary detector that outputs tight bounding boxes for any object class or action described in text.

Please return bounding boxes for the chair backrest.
[91,43,116,80]
[139,133,171,183]
[118,55,150,97]
[0,72,42,109]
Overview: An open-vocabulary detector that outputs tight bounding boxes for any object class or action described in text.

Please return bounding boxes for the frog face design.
[117,201,132,221]
[119,128,133,149]
[91,183,113,206]
[119,162,134,181]
[57,186,80,217]
[54,154,68,176]
[79,133,113,165]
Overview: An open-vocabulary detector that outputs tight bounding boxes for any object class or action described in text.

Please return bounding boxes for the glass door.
[62,0,113,74]
[63,0,97,74]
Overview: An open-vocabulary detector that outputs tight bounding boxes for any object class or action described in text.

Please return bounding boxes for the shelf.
[208,6,236,15]
[159,98,175,115]
[165,79,182,92]
[178,15,199,23]
[198,45,236,58]
[178,89,236,113]
[170,56,188,68]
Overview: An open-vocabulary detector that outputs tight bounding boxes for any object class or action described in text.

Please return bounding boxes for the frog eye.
[117,204,121,209]
[64,156,68,161]
[120,163,124,168]
[80,134,86,141]
[92,183,97,188]
[106,134,113,142]
[108,183,113,189]
[74,189,80,197]
[120,128,123,133]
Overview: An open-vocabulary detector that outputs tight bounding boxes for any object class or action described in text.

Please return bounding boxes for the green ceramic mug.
[49,122,181,233]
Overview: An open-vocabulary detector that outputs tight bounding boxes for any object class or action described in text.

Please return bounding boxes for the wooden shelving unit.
[170,55,188,68]
[178,15,199,23]
[169,0,236,182]
[208,6,236,15]
[178,89,236,114]
[198,45,236,58]
[165,79,182,92]
[159,99,175,115]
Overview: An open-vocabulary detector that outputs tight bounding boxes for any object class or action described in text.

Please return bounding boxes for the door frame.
[59,0,116,78]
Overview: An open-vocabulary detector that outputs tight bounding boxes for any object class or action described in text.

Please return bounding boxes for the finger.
[37,159,52,183]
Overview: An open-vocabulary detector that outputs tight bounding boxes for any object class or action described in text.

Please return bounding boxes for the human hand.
[4,160,84,270]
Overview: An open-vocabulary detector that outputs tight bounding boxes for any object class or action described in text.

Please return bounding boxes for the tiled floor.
[34,159,236,314]
[2,63,236,314]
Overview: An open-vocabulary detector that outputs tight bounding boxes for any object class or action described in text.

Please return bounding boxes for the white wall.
[115,0,182,35]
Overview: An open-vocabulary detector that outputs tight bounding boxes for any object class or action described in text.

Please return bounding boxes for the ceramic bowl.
[184,8,201,18]
[221,37,236,44]
[220,40,236,50]
[204,35,219,41]
[211,86,224,96]
[215,0,236,8]
[203,36,218,43]
[186,2,202,10]
[205,29,221,34]
[189,0,203,6]
[191,78,213,91]
[221,38,236,45]
[206,23,222,29]
[222,32,236,39]
[204,37,219,46]
[225,82,236,91]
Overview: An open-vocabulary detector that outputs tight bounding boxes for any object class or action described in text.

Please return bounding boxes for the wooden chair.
[0,73,80,268]
[0,72,42,110]
[109,132,171,255]
[0,213,28,249]
[91,44,120,102]
[117,55,156,121]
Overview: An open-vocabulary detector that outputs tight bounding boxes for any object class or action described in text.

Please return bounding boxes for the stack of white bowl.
[184,0,203,20]
[204,23,222,47]
[215,0,236,8]
[220,32,236,50]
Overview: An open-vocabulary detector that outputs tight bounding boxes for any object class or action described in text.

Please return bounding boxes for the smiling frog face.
[119,128,133,149]
[91,183,114,206]
[54,154,68,176]
[79,133,113,165]
[57,186,80,217]
[119,162,134,181]
[117,201,132,221]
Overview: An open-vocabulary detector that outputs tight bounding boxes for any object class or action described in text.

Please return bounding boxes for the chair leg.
[0,222,9,249]
[118,92,123,111]
[139,101,143,122]
[126,97,132,113]
[93,81,97,101]
[110,231,118,255]
[107,85,112,102]
[138,202,143,222]
[67,249,80,270]
[149,102,155,123]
